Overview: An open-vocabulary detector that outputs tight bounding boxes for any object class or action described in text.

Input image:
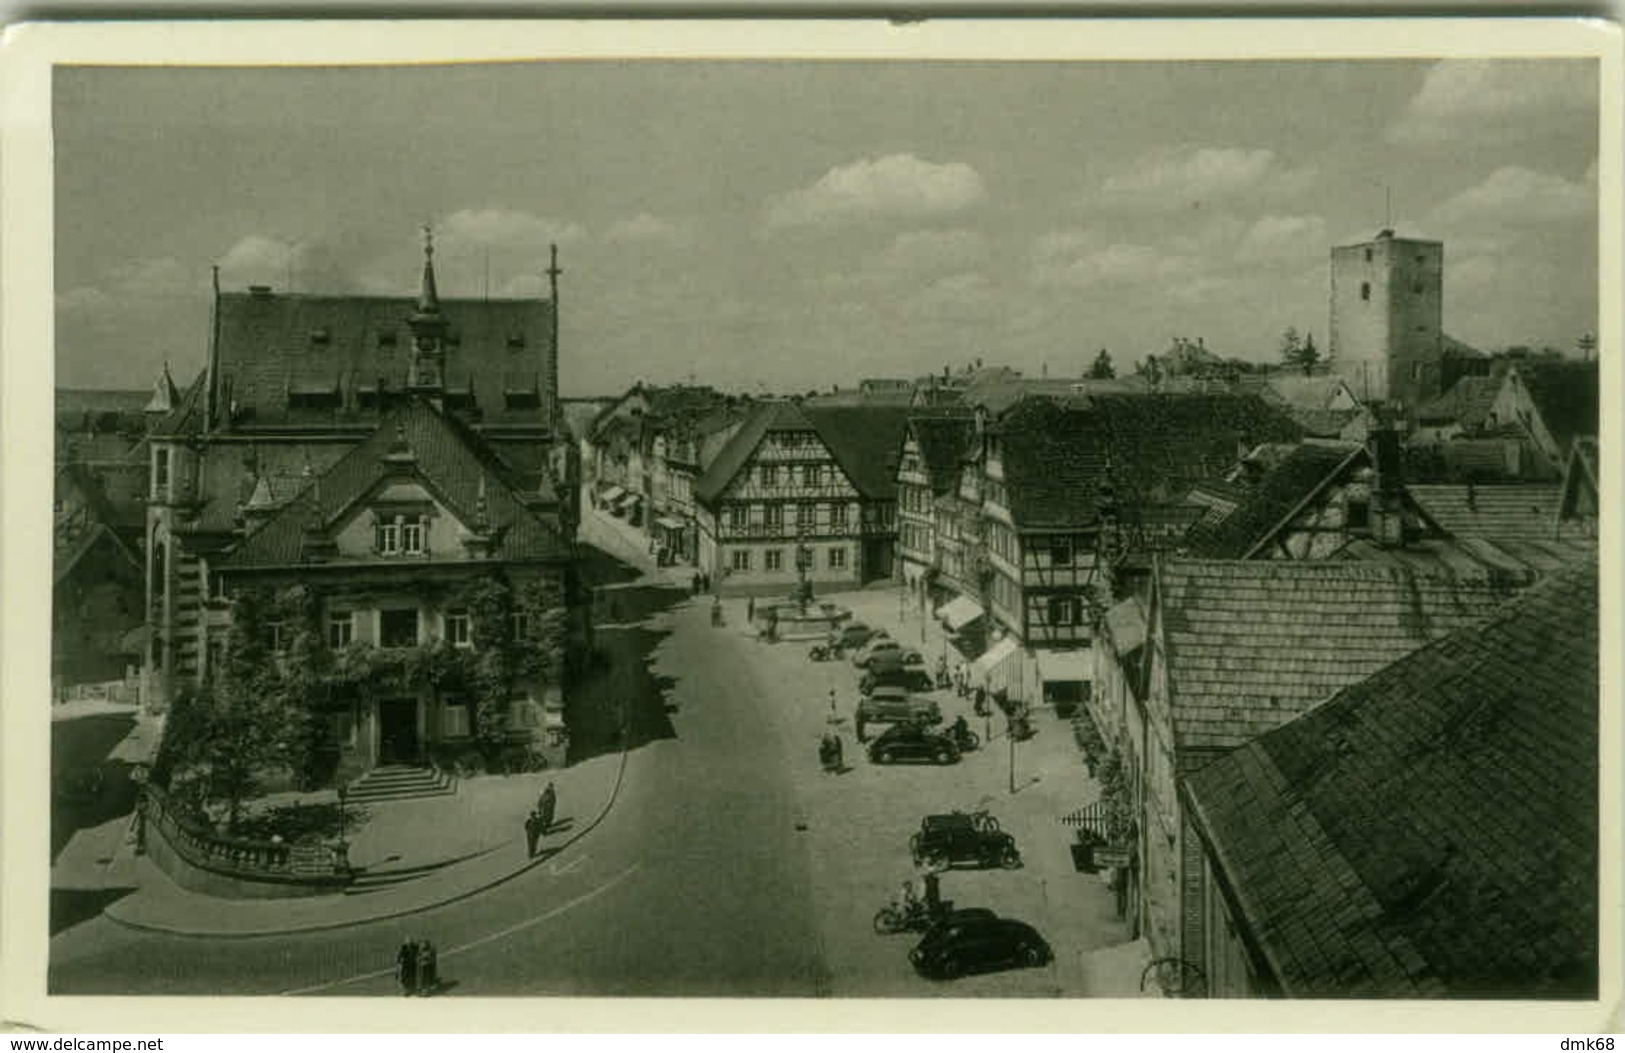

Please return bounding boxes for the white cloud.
[906,271,994,318]
[1388,59,1594,144]
[872,229,986,276]
[1430,166,1594,228]
[605,212,691,245]
[763,154,986,231]
[1233,214,1328,264]
[1095,147,1313,212]
[56,255,202,314]
[439,209,587,252]
[1030,229,1197,288]
[55,285,115,314]
[219,236,355,293]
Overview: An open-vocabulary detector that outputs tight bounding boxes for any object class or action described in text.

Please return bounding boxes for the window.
[1048,595,1081,626]
[799,503,815,530]
[765,504,784,530]
[376,519,401,555]
[1364,248,1373,262]
[442,703,471,738]
[446,609,472,648]
[327,611,353,650]
[401,517,425,555]
[154,448,171,495]
[765,549,783,571]
[804,464,820,488]
[380,608,419,649]
[1345,498,1371,530]
[832,504,849,531]
[760,465,778,486]
[1360,282,1371,301]
[1051,538,1073,566]
[828,547,847,570]
[267,621,287,654]
[509,611,532,640]
[731,549,752,572]
[509,698,541,728]
[728,506,748,530]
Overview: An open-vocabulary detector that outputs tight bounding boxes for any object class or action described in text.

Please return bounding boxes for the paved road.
[50,529,831,996]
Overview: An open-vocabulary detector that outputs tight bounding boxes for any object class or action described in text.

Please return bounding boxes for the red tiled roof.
[1184,561,1598,997]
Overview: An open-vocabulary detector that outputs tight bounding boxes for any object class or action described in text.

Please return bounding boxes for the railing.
[142,783,352,885]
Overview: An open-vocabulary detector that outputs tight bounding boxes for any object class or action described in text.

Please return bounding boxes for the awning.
[654,516,687,532]
[936,595,985,633]
[970,635,1020,685]
[599,485,626,503]
[1036,647,1093,684]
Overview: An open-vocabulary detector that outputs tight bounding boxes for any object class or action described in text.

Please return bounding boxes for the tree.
[1278,327,1302,368]
[1088,348,1116,379]
[1136,354,1164,389]
[1297,332,1320,375]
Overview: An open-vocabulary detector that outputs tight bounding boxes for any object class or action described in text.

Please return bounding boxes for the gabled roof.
[1156,558,1513,755]
[1558,438,1599,526]
[212,287,557,432]
[1416,374,1502,428]
[906,414,977,495]
[1183,442,1365,559]
[1406,483,1563,543]
[1183,561,1598,998]
[55,521,142,587]
[801,404,914,500]
[996,394,1303,531]
[693,400,794,506]
[150,369,209,437]
[1260,374,1355,411]
[222,398,569,568]
[1510,360,1598,456]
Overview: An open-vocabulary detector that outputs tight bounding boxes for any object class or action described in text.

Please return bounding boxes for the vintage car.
[909,917,1052,980]
[829,621,883,652]
[857,685,942,727]
[860,663,935,695]
[866,723,960,766]
[851,636,922,670]
[909,811,1022,870]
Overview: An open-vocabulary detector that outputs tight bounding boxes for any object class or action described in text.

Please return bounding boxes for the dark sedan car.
[909,917,1052,980]
[866,723,959,766]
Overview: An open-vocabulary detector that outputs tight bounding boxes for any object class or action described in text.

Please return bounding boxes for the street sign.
[1092,846,1132,870]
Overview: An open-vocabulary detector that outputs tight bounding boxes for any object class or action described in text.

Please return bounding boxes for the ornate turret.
[146,361,179,415]
[407,225,448,394]
[463,475,496,559]
[299,462,337,563]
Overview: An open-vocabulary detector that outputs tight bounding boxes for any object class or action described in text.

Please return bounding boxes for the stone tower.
[1328,229,1444,410]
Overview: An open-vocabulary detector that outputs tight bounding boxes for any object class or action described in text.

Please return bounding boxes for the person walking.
[691,571,701,595]
[746,596,756,624]
[396,939,418,996]
[538,780,558,833]
[416,939,438,996]
[923,870,942,915]
[524,809,544,858]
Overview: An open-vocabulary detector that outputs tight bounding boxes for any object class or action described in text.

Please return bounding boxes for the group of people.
[395,938,439,996]
[689,572,713,595]
[523,781,558,858]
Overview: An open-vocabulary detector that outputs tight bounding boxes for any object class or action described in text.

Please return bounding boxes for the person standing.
[746,596,756,623]
[524,809,543,857]
[923,870,942,915]
[397,939,418,996]
[538,780,557,833]
[416,939,438,996]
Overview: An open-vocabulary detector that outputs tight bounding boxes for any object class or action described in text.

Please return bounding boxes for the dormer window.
[401,517,425,555]
[376,518,400,554]
[310,328,331,346]
[375,511,429,556]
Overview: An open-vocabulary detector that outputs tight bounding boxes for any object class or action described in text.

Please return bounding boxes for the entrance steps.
[344,764,458,806]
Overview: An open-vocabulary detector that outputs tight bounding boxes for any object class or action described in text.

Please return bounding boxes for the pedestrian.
[524,809,543,857]
[538,780,557,833]
[827,687,838,722]
[416,939,438,996]
[974,685,988,717]
[747,596,755,623]
[396,939,418,996]
[923,870,942,914]
[691,572,701,595]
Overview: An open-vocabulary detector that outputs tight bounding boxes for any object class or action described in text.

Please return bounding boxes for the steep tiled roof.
[55,521,141,587]
[962,376,1146,415]
[802,404,914,500]
[1158,559,1513,754]
[997,395,1302,531]
[1184,561,1598,997]
[1416,375,1502,428]
[1184,443,1363,559]
[1337,535,1593,583]
[693,401,792,506]
[1407,484,1562,542]
[1262,374,1354,411]
[1511,360,1598,457]
[908,415,977,495]
[1282,406,1362,439]
[223,398,569,568]
[212,289,557,432]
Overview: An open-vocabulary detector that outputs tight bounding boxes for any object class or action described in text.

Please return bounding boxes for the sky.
[53,58,1600,397]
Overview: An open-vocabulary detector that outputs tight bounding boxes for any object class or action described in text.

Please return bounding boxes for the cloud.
[438,209,587,252]
[219,236,354,293]
[1430,166,1594,228]
[1233,214,1328,264]
[763,154,986,231]
[905,271,995,318]
[1095,147,1313,212]
[1388,59,1595,144]
[1030,229,1197,288]
[872,229,986,276]
[57,255,203,314]
[605,212,691,245]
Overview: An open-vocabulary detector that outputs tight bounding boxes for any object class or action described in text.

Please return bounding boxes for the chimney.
[1368,423,1406,547]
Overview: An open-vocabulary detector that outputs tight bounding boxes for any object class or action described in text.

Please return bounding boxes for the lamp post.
[335,782,350,871]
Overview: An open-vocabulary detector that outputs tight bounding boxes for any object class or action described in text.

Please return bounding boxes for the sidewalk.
[579,495,695,591]
[98,730,627,938]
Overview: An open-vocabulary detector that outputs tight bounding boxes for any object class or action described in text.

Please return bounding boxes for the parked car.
[867,723,959,766]
[860,664,934,695]
[851,635,913,669]
[909,917,1052,980]
[829,621,882,652]
[869,647,926,671]
[857,685,942,727]
[909,811,1021,870]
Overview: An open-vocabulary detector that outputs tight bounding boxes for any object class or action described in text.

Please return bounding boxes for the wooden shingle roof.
[1408,484,1563,542]
[1183,561,1598,998]
[1157,559,1514,754]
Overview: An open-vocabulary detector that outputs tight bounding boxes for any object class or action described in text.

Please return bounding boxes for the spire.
[474,475,490,532]
[146,361,179,414]
[381,419,417,471]
[416,222,441,316]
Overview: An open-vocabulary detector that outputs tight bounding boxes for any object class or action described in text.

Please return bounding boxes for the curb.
[104,684,637,941]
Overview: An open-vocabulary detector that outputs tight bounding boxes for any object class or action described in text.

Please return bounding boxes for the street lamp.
[335,783,349,849]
